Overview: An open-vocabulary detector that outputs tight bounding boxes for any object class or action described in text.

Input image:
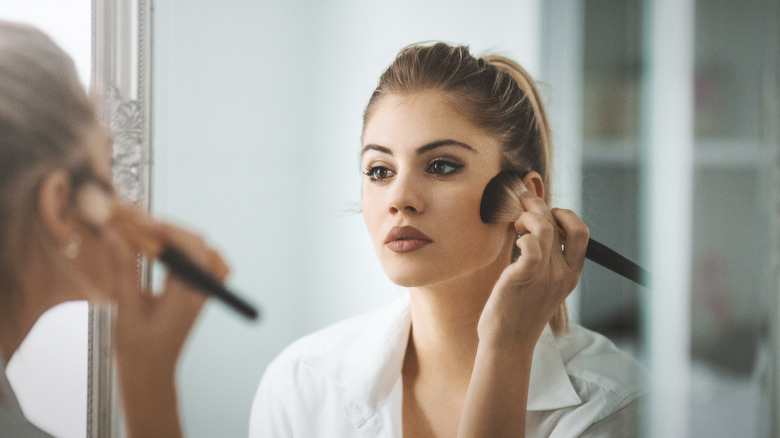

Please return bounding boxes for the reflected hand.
[105,205,229,438]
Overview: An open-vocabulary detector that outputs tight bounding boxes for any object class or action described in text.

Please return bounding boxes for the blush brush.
[480,171,649,287]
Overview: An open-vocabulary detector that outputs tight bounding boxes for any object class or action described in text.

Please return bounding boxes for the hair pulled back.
[0,20,96,298]
[363,42,553,203]
[362,42,567,332]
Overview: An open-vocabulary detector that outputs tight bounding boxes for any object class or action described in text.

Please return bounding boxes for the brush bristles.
[480,172,528,223]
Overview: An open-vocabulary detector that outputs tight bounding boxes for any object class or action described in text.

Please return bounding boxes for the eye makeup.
[425,157,464,176]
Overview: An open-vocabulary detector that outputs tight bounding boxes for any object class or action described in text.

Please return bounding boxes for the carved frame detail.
[88,0,152,436]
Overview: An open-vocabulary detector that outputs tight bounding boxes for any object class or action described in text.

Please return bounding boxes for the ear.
[38,170,79,246]
[522,171,545,199]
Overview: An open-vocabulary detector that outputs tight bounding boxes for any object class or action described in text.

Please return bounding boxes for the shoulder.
[249,314,368,434]
[249,296,410,437]
[556,323,647,398]
[556,323,648,425]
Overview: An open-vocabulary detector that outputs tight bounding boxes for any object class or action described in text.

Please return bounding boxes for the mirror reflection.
[1,0,777,437]
[152,1,567,436]
[154,1,777,437]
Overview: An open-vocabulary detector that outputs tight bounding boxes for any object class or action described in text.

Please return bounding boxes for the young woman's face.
[361,91,513,288]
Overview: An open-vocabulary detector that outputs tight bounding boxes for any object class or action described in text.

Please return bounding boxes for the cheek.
[439,185,483,228]
[439,187,510,258]
[74,228,123,299]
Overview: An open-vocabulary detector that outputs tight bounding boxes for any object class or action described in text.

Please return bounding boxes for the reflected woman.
[250,42,646,437]
[0,20,228,438]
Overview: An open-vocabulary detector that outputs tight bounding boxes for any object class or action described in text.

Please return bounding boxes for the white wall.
[0,2,91,438]
[152,1,541,436]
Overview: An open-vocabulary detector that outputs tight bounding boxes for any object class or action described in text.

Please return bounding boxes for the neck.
[0,264,73,362]
[0,297,47,363]
[404,252,511,383]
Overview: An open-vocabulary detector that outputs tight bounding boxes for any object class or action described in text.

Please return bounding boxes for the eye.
[364,165,396,182]
[426,159,463,176]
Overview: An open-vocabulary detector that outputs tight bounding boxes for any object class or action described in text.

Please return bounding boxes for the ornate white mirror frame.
[88,0,152,435]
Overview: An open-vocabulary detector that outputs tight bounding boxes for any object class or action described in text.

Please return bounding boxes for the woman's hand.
[459,191,588,438]
[111,209,228,369]
[105,205,229,438]
[477,190,589,349]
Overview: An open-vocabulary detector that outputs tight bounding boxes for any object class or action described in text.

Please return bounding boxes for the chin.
[387,276,424,288]
[381,263,448,288]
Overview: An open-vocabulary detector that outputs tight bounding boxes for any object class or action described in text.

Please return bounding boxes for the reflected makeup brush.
[75,178,260,320]
[480,171,649,287]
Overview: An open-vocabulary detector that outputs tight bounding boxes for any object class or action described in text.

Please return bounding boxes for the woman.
[250,43,646,437]
[0,20,227,437]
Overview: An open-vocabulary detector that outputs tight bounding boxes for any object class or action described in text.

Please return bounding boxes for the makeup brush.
[480,171,649,287]
[76,183,260,320]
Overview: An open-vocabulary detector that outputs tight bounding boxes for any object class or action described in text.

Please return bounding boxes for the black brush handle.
[585,239,649,287]
[158,246,259,320]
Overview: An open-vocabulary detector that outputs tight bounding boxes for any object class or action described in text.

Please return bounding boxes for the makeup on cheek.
[480,171,650,287]
[76,183,114,226]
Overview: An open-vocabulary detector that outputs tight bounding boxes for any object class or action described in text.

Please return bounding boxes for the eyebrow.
[361,139,477,157]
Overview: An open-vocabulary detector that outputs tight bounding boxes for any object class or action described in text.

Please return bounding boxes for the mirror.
[90,0,154,435]
[149,1,778,436]
[150,2,550,436]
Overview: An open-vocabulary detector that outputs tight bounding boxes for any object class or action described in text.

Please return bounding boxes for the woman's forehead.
[363,91,500,153]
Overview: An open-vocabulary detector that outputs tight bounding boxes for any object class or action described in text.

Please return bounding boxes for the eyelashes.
[362,158,464,182]
[427,159,464,175]
[363,164,395,182]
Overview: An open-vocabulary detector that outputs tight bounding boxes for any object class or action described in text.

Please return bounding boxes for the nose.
[388,173,424,215]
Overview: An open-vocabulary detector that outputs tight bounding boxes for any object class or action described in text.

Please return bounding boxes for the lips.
[384,226,433,253]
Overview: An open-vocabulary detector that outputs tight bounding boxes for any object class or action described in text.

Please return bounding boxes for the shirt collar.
[304,294,582,426]
[528,325,583,410]
[304,295,411,427]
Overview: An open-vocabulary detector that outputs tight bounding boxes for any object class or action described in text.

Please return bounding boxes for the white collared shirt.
[249,295,647,437]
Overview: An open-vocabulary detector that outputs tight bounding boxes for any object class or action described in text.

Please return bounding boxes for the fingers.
[107,204,230,313]
[552,208,589,272]
[147,223,231,323]
[509,232,544,282]
[513,191,588,264]
[103,227,146,307]
[108,202,165,259]
[514,192,560,265]
[110,202,231,284]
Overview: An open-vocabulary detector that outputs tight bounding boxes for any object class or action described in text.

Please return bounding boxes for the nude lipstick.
[384,226,433,253]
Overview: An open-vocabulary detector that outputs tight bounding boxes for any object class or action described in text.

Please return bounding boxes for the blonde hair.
[0,20,96,302]
[363,42,567,333]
